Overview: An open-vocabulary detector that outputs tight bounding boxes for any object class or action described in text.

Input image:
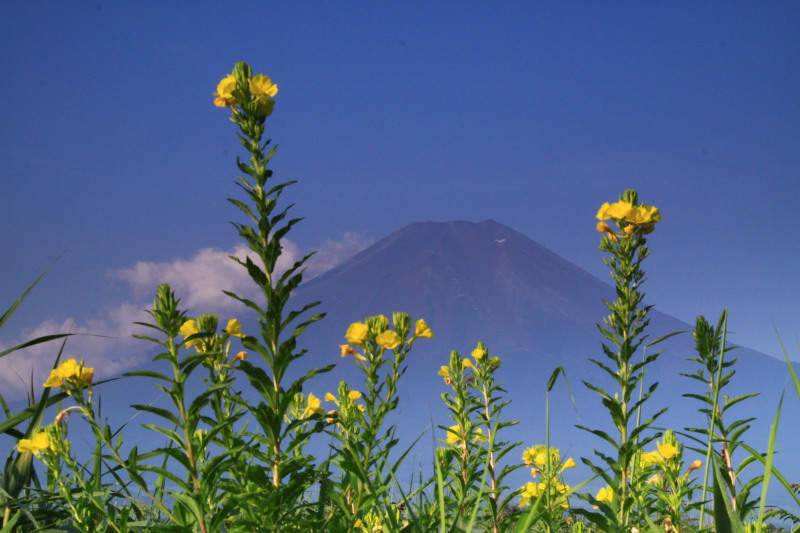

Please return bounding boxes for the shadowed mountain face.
[291,220,795,492]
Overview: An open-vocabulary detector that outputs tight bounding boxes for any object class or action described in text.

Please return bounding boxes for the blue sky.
[1,2,799,394]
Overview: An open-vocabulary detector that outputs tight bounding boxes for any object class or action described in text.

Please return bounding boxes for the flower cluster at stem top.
[596,199,661,240]
[214,71,278,117]
[518,445,576,509]
[43,358,94,392]
[339,315,433,364]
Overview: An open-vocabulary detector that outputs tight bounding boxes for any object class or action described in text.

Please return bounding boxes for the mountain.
[291,220,796,490]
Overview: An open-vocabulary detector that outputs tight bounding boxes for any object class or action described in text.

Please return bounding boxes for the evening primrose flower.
[375,330,401,349]
[562,457,576,470]
[225,319,245,338]
[17,432,51,457]
[339,344,367,362]
[596,201,635,221]
[234,351,247,361]
[658,442,679,460]
[461,358,474,369]
[301,393,324,418]
[249,74,277,98]
[641,451,661,466]
[519,482,546,507]
[213,74,238,107]
[522,447,537,466]
[414,319,434,338]
[43,359,94,388]
[471,346,487,360]
[180,320,202,350]
[596,486,613,504]
[348,390,362,402]
[446,425,460,445]
[627,204,661,225]
[345,322,369,346]
[688,459,702,472]
[488,357,501,368]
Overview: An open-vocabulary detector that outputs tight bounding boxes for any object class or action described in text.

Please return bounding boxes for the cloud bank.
[0,233,373,397]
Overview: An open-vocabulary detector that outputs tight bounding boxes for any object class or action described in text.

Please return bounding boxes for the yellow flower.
[17,432,51,456]
[627,204,661,225]
[235,351,247,361]
[324,392,337,403]
[249,74,278,98]
[473,428,488,442]
[446,425,460,444]
[348,390,362,402]
[180,320,201,349]
[375,330,401,349]
[471,346,487,360]
[302,393,324,418]
[597,200,661,230]
[43,359,93,388]
[461,358,474,369]
[522,447,537,466]
[414,319,434,338]
[596,201,635,221]
[80,367,94,385]
[519,481,546,507]
[340,344,367,362]
[688,459,702,472]
[213,74,238,107]
[641,451,661,466]
[43,368,64,388]
[596,486,613,504]
[225,319,245,338]
[345,322,369,346]
[562,457,576,470]
[488,357,501,368]
[534,451,548,466]
[658,443,679,460]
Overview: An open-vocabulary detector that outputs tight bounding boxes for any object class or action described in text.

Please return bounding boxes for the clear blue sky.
[2,2,799,392]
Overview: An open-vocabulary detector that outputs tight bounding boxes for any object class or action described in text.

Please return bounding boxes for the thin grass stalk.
[698,309,729,528]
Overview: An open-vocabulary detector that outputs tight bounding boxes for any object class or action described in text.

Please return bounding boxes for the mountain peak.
[298,220,612,356]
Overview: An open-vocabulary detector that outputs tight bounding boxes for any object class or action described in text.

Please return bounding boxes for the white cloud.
[0,233,373,398]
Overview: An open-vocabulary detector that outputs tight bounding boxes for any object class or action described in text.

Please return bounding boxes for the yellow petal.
[345,323,368,346]
[225,319,245,338]
[414,319,434,338]
[249,74,278,98]
[658,443,678,460]
[375,330,401,349]
[43,369,63,388]
[348,390,362,401]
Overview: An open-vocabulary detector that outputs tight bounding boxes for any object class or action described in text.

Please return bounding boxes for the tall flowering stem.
[578,189,665,530]
[326,314,433,530]
[437,343,519,532]
[214,62,332,528]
